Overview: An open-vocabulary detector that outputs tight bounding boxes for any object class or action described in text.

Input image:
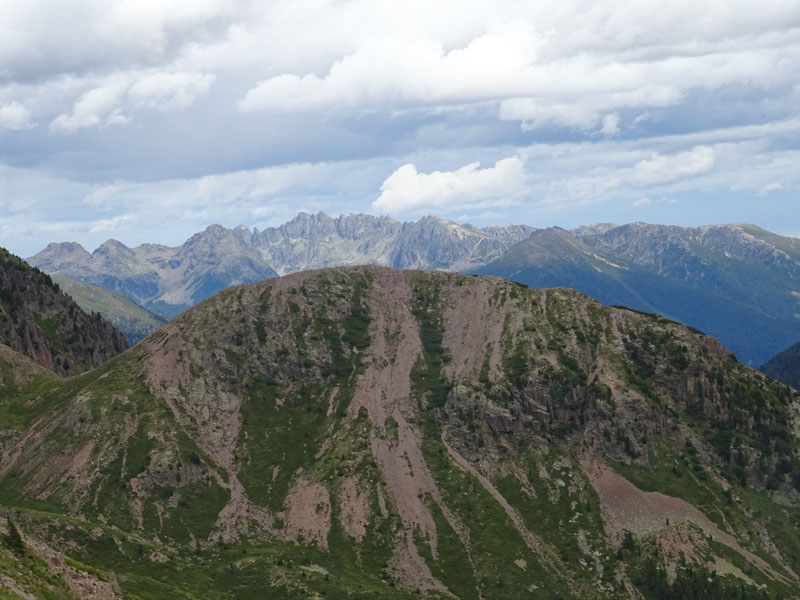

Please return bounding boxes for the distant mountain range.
[29,212,533,319]
[28,214,800,365]
[476,222,800,366]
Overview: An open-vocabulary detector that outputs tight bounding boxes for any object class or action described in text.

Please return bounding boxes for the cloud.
[0,102,34,129]
[634,146,716,185]
[235,4,800,138]
[600,113,620,137]
[239,30,536,113]
[128,71,216,111]
[633,197,651,207]
[50,78,130,133]
[50,70,215,133]
[372,157,525,215]
[757,182,783,196]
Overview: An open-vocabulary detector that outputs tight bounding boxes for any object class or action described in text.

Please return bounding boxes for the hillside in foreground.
[0,248,128,375]
[1,266,799,599]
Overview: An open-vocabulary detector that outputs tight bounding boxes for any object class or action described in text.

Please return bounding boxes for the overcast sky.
[1,0,799,257]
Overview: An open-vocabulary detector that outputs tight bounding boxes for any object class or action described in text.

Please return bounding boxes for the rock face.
[478,222,800,366]
[252,212,535,274]
[1,266,799,599]
[0,248,128,375]
[29,212,534,319]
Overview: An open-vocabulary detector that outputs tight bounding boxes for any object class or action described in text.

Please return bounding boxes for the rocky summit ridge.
[28,212,534,319]
[1,266,799,599]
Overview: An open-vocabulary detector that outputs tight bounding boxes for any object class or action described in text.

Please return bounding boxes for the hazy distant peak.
[49,241,88,253]
[26,241,91,272]
[572,223,619,237]
[232,224,253,245]
[93,239,134,260]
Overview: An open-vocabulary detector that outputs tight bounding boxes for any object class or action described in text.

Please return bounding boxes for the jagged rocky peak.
[232,224,253,245]
[187,223,234,245]
[572,222,619,237]
[92,238,135,261]
[26,213,534,319]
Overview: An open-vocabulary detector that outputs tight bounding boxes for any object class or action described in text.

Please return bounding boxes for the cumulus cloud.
[634,147,716,185]
[50,70,215,133]
[50,78,130,133]
[372,157,525,216]
[235,3,800,136]
[0,102,34,130]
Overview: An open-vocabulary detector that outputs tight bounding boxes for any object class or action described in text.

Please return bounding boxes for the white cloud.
[372,157,525,215]
[634,146,716,185]
[128,71,216,111]
[600,113,620,137]
[233,3,800,136]
[2,0,800,135]
[50,77,129,133]
[757,182,783,196]
[633,197,651,207]
[0,102,33,129]
[50,70,215,133]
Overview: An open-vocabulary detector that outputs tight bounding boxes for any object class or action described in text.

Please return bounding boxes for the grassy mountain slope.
[0,248,128,376]
[52,275,165,346]
[1,267,799,599]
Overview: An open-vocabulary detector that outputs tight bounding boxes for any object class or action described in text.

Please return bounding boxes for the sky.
[1,0,799,257]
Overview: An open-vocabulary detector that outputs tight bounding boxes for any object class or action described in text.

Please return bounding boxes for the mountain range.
[27,214,800,366]
[2,266,799,599]
[29,213,534,319]
[475,222,800,367]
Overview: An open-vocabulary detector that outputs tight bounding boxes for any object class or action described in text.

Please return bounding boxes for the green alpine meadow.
[2,265,800,599]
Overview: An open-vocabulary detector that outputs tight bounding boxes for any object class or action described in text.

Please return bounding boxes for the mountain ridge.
[29,212,534,319]
[761,340,800,389]
[27,215,800,365]
[478,222,800,366]
[51,275,166,346]
[1,266,799,598]
[0,247,128,376]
